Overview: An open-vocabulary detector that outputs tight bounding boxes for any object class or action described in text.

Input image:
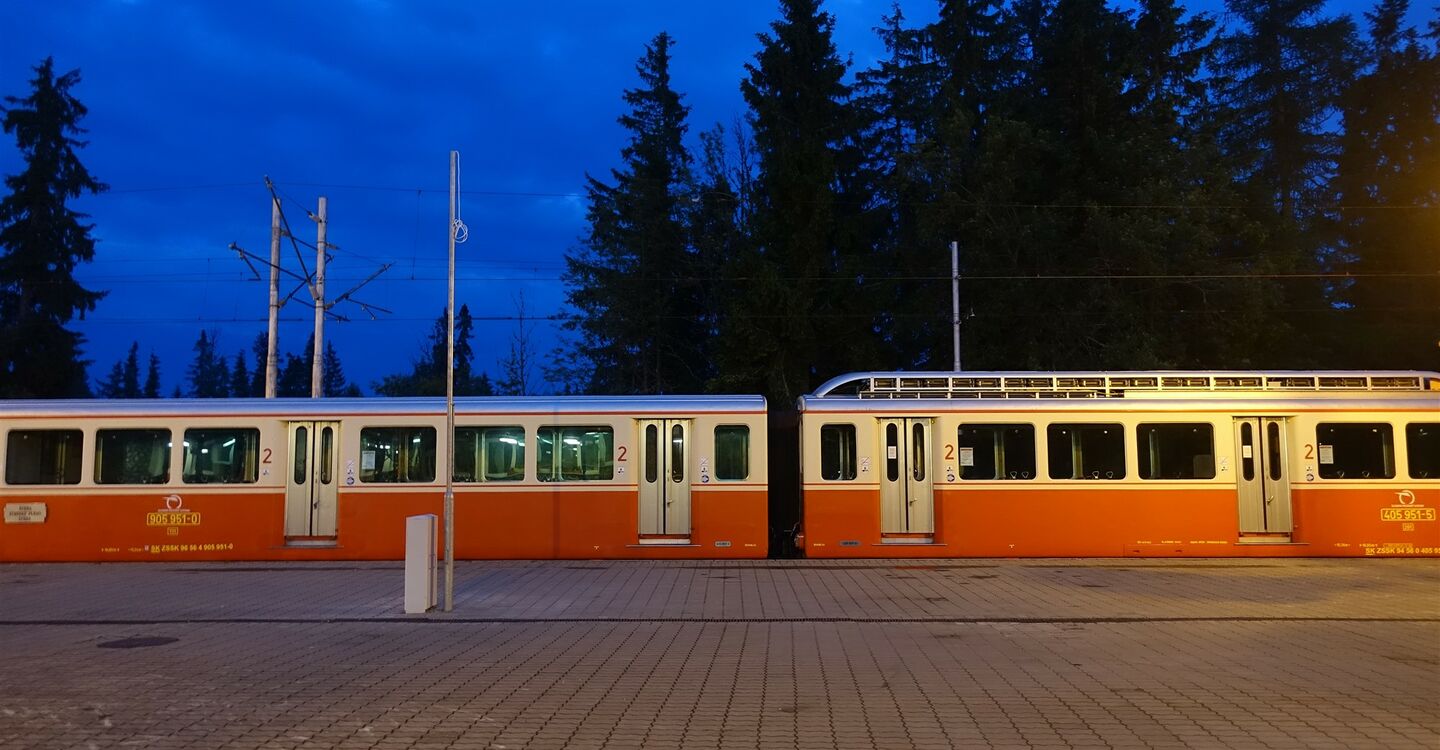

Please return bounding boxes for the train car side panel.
[1291,486,1440,556]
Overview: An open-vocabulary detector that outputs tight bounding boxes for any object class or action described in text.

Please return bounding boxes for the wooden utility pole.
[311,197,327,398]
[266,189,281,398]
[235,182,392,398]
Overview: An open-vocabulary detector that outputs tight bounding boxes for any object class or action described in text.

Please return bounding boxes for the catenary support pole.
[951,240,962,371]
[311,197,327,398]
[266,190,281,398]
[444,151,457,612]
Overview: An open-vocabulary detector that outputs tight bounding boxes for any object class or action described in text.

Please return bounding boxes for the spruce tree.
[321,341,355,396]
[278,349,309,397]
[186,330,228,397]
[688,122,754,365]
[852,6,939,368]
[454,303,475,389]
[0,58,107,397]
[1214,0,1358,363]
[562,32,707,395]
[229,349,251,398]
[1334,0,1440,367]
[250,333,268,396]
[717,0,876,402]
[97,360,126,398]
[919,0,1259,369]
[373,306,486,396]
[1216,0,1358,219]
[121,342,140,397]
[97,341,143,398]
[143,353,161,398]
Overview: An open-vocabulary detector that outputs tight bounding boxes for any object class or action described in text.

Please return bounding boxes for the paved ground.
[0,559,1436,749]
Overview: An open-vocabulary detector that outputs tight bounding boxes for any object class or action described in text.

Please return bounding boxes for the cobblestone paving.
[1,559,1437,749]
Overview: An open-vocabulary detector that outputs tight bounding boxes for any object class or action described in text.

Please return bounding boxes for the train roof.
[797,394,1440,414]
[0,394,768,419]
[808,370,1440,401]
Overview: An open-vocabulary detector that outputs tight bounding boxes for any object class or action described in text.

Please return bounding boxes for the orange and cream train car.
[0,396,769,561]
[797,371,1440,558]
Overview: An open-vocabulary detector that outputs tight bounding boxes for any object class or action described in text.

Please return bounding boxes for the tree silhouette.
[0,57,107,397]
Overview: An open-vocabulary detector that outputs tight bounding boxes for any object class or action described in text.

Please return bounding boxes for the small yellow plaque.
[146,511,202,527]
[1381,507,1435,522]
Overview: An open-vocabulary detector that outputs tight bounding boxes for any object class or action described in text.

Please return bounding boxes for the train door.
[637,419,692,540]
[285,421,340,539]
[1233,417,1293,536]
[878,418,935,538]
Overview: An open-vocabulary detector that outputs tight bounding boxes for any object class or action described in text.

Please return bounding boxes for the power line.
[56,270,1440,285]
[99,182,260,194]
[82,178,1439,212]
[73,305,1440,325]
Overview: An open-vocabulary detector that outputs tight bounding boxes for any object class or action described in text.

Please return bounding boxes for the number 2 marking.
[262,448,273,464]
[1304,444,1314,460]
[617,446,628,461]
[944,444,955,461]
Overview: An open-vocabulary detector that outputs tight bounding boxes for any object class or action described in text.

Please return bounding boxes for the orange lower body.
[0,488,768,561]
[802,486,1440,557]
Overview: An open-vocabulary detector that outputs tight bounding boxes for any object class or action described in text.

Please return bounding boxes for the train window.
[956,424,1035,480]
[1408,424,1440,479]
[293,426,308,484]
[820,424,857,481]
[1137,424,1215,480]
[671,424,685,483]
[715,426,750,481]
[645,424,658,483]
[1240,422,1255,481]
[359,427,437,483]
[911,422,926,481]
[537,426,614,481]
[182,428,260,484]
[885,423,899,481]
[5,430,83,485]
[1316,423,1394,479]
[1047,424,1125,480]
[455,427,525,482]
[320,427,334,485]
[95,429,171,485]
[1266,422,1282,482]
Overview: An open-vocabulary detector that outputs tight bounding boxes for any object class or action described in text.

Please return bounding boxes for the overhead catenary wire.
[59,270,1440,285]
[79,178,1438,212]
[72,305,1440,325]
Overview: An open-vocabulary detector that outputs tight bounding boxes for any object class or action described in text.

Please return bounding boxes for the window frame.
[1047,423,1127,481]
[955,423,1037,481]
[4,429,84,486]
[536,425,615,482]
[94,428,173,485]
[1407,422,1440,480]
[454,425,526,483]
[1315,422,1395,480]
[358,425,438,484]
[181,427,261,485]
[713,424,750,482]
[819,423,857,481]
[1135,422,1216,481]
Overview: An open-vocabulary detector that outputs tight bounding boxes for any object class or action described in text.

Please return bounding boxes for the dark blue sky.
[0,0,1407,394]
